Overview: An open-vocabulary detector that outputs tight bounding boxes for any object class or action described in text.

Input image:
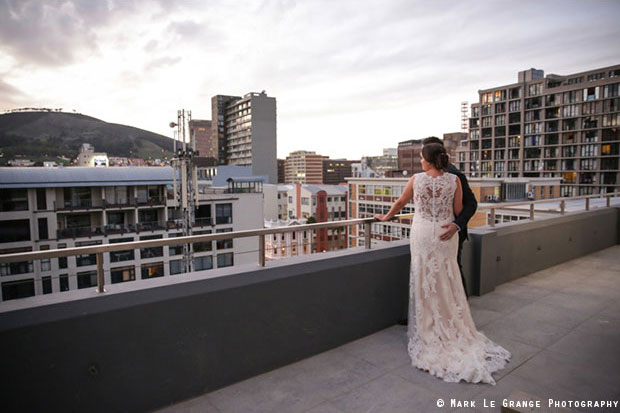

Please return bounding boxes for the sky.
[1,0,619,160]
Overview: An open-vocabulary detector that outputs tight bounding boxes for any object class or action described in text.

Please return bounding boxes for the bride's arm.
[375,175,414,221]
[453,177,463,217]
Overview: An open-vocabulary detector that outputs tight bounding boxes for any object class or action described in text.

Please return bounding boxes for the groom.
[422,136,478,297]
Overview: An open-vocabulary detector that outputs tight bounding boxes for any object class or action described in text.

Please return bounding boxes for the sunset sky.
[1,0,619,159]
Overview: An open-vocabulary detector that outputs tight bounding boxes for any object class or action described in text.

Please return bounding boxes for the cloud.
[0,78,29,109]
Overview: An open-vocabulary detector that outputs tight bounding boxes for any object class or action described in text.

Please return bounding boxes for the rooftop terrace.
[158,245,620,413]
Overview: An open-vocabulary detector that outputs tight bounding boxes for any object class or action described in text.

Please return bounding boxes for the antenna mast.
[170,109,197,273]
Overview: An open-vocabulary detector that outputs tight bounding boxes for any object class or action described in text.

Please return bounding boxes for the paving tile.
[508,300,592,329]
[547,329,620,380]
[470,306,504,328]
[468,292,532,314]
[511,350,620,401]
[327,372,438,413]
[467,373,578,412]
[537,291,612,316]
[392,360,488,401]
[304,400,342,413]
[492,282,556,301]
[477,333,542,381]
[575,312,620,339]
[481,312,571,349]
[337,327,411,371]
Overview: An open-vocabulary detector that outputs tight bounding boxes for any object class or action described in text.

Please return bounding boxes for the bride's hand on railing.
[374,214,388,222]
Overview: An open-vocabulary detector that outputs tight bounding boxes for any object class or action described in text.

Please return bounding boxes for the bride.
[374,143,511,385]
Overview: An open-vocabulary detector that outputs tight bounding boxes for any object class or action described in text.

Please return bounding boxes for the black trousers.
[457,236,469,298]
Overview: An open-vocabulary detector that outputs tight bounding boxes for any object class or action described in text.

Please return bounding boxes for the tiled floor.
[156,245,620,413]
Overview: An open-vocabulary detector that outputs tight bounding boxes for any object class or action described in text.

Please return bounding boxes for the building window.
[2,279,35,301]
[36,188,47,210]
[107,237,134,262]
[0,219,31,243]
[217,253,234,268]
[193,230,213,252]
[170,259,185,275]
[77,271,98,289]
[0,247,34,276]
[216,228,233,250]
[38,218,48,240]
[59,274,69,292]
[215,203,233,224]
[193,256,213,271]
[168,232,185,256]
[42,276,52,294]
[0,189,29,212]
[40,245,51,272]
[141,262,164,279]
[140,235,163,259]
[111,266,136,284]
[75,240,102,267]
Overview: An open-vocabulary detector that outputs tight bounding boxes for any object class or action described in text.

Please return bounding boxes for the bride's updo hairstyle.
[422,143,450,171]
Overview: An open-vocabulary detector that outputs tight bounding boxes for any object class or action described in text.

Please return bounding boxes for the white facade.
[0,167,264,303]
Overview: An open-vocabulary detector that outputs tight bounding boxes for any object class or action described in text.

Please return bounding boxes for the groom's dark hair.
[422,136,443,146]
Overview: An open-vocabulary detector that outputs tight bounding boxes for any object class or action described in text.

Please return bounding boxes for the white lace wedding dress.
[407,172,511,385]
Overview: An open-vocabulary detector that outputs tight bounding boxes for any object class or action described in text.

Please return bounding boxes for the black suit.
[446,163,477,297]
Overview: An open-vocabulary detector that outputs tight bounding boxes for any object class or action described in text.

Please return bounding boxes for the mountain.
[0,111,175,162]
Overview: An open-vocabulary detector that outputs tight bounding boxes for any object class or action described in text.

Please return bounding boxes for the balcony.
[159,245,620,412]
[1,205,619,412]
[57,226,103,239]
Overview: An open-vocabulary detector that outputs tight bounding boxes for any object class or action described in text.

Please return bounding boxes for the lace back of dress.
[413,173,456,222]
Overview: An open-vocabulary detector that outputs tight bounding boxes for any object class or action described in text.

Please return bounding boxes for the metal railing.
[479,191,619,227]
[0,214,414,294]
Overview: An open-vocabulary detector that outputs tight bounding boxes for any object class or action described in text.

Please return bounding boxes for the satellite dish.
[402,170,408,176]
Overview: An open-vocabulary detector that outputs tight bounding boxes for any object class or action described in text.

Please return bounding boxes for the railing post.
[529,203,535,220]
[585,197,590,211]
[258,234,265,267]
[607,195,611,208]
[96,252,105,293]
[489,208,496,227]
[364,222,371,249]
[560,200,565,215]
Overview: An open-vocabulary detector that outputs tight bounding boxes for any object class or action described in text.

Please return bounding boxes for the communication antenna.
[169,109,197,273]
[461,101,469,131]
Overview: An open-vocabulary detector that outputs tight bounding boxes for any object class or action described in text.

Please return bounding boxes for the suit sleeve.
[454,172,477,231]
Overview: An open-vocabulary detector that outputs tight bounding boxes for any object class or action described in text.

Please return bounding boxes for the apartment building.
[284,151,326,184]
[189,119,213,160]
[322,158,356,185]
[0,167,263,302]
[211,91,277,183]
[457,64,620,196]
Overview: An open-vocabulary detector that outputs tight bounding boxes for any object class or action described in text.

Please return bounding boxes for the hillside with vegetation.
[0,111,175,164]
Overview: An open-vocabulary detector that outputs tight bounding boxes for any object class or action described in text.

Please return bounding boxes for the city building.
[264,218,314,260]
[189,119,214,160]
[322,158,356,185]
[277,159,286,183]
[397,139,424,176]
[211,92,277,184]
[457,64,620,196]
[76,143,108,167]
[351,160,379,178]
[0,167,264,302]
[285,183,348,252]
[346,175,562,247]
[398,133,465,176]
[284,150,326,184]
[363,148,398,176]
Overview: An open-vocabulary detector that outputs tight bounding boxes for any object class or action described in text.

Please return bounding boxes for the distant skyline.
[1,0,619,159]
